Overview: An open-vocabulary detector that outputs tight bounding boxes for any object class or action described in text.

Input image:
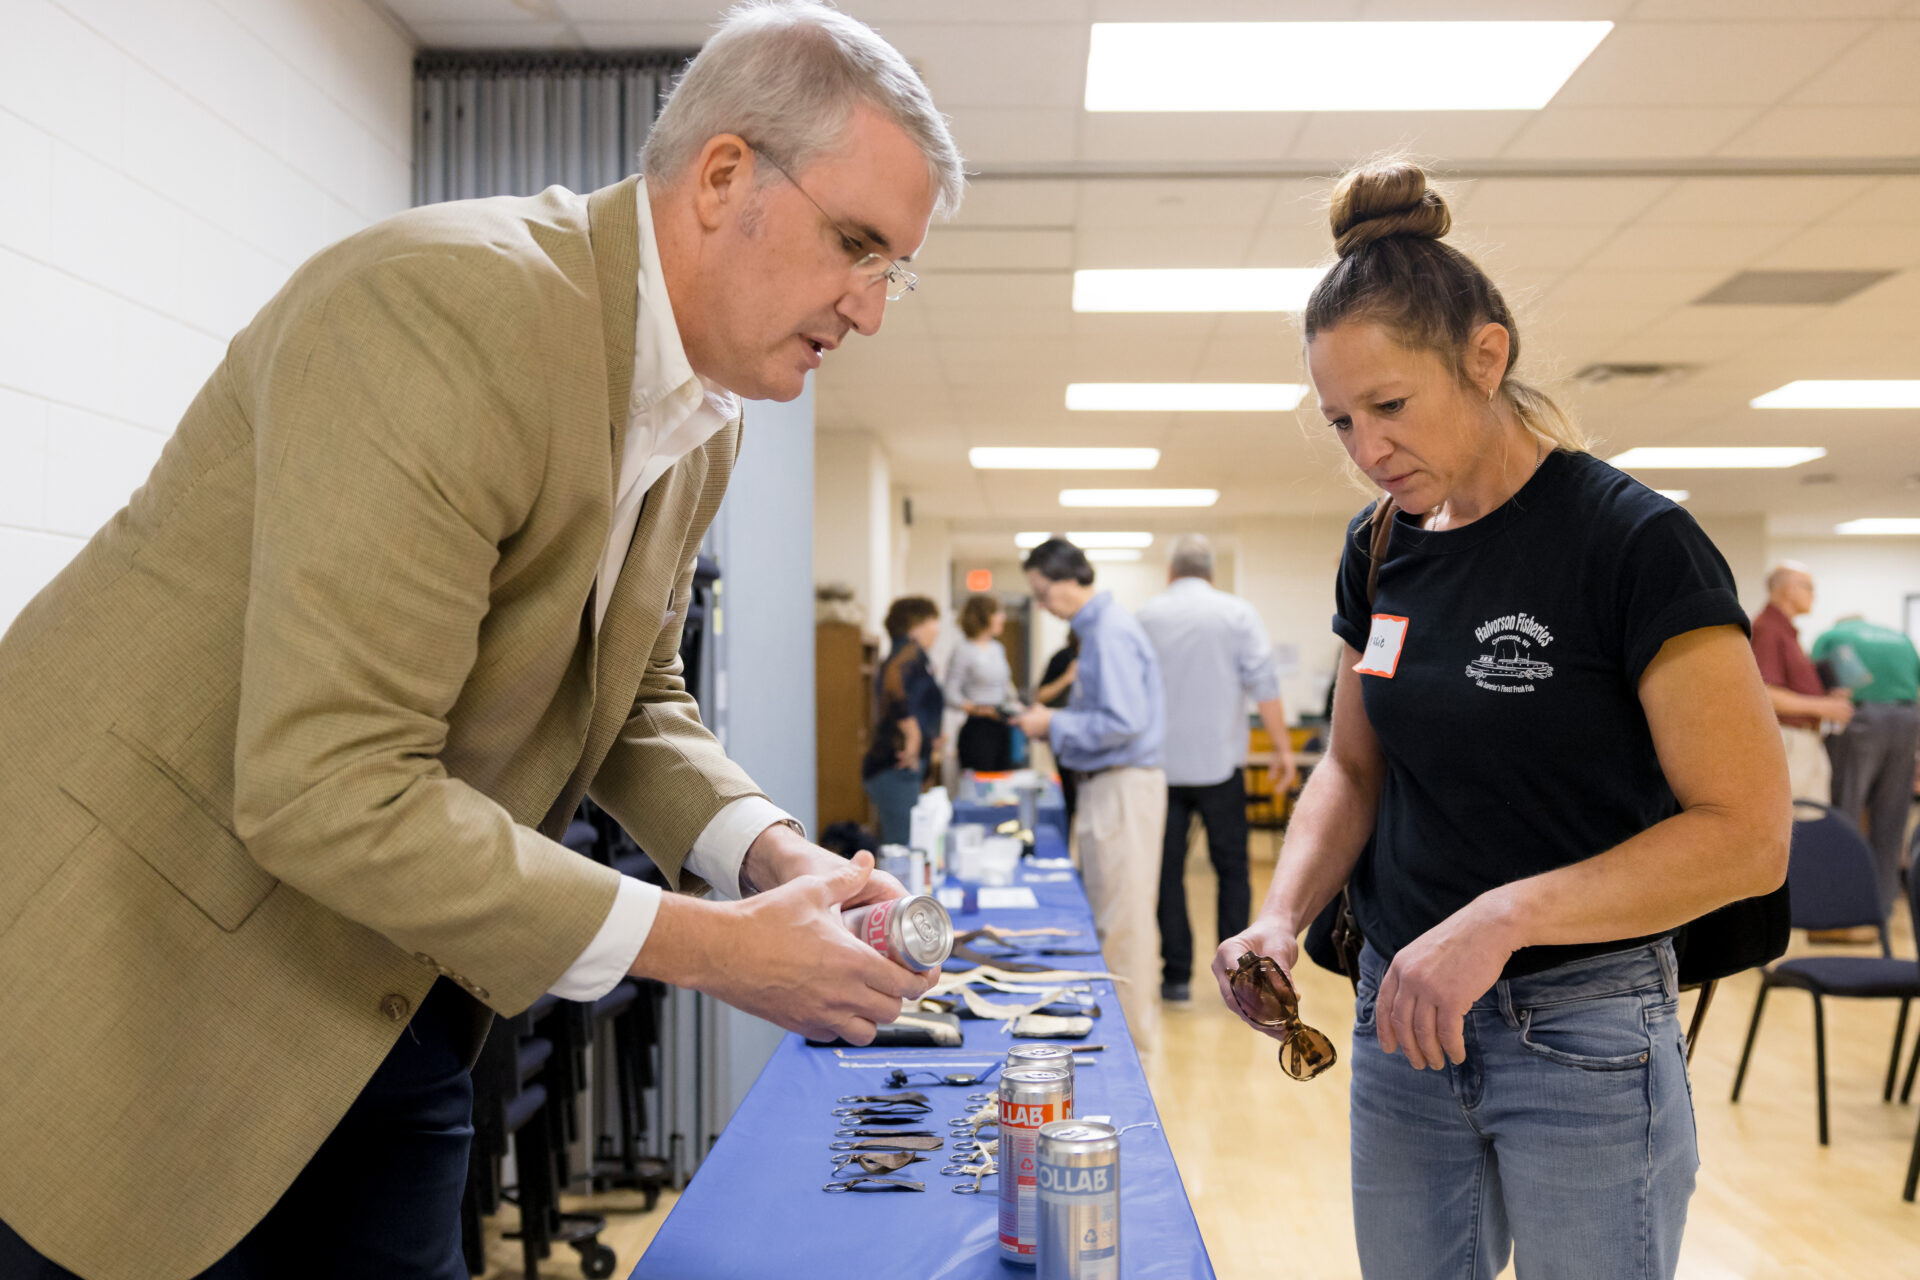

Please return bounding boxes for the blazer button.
[380,994,411,1023]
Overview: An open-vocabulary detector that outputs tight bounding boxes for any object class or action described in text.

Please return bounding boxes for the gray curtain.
[413,50,695,206]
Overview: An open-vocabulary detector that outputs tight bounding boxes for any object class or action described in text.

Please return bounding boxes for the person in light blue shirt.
[1013,538,1166,1049]
[1137,534,1297,1002]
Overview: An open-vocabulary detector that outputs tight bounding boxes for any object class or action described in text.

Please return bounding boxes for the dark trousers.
[1156,771,1251,986]
[1827,700,1920,916]
[957,714,1015,772]
[0,980,475,1280]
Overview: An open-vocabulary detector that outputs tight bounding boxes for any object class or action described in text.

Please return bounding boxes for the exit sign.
[966,569,993,592]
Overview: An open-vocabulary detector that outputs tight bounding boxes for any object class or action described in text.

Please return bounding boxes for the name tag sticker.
[1354,614,1409,678]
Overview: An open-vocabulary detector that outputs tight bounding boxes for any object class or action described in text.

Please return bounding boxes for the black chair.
[1731,802,1920,1146]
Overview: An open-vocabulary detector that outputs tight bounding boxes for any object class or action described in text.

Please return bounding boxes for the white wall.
[0,0,414,629]
[1692,512,1768,617]
[812,429,894,636]
[1232,516,1353,724]
[1769,536,1920,643]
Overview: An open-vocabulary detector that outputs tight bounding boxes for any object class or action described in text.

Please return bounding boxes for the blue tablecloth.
[634,829,1213,1279]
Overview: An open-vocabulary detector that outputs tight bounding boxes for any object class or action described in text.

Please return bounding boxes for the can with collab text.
[840,894,953,973]
[998,1068,1073,1265]
[1036,1121,1120,1280]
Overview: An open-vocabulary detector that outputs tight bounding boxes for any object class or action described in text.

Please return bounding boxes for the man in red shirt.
[1750,562,1853,804]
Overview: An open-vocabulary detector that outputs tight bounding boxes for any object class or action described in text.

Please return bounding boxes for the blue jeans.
[1350,939,1698,1280]
[864,764,924,846]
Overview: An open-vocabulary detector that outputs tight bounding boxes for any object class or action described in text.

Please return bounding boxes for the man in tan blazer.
[0,4,965,1277]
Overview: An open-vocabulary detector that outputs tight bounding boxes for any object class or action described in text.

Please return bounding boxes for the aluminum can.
[840,894,953,972]
[1036,1121,1120,1280]
[997,1068,1073,1265]
[1006,1043,1077,1095]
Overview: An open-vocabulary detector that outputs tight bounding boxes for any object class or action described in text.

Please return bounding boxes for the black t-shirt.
[1331,449,1749,978]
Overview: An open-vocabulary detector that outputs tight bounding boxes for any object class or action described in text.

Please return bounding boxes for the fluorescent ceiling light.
[1015,531,1154,550]
[1086,549,1144,563]
[1751,380,1920,409]
[1060,489,1219,508]
[1836,518,1920,536]
[1654,490,1691,503]
[970,447,1159,470]
[1085,22,1612,112]
[1608,447,1827,469]
[1066,383,1309,412]
[1073,268,1323,313]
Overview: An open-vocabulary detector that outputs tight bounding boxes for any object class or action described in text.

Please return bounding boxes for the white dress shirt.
[1135,576,1281,788]
[549,181,796,1000]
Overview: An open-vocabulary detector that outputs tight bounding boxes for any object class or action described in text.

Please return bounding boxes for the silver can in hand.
[840,894,953,972]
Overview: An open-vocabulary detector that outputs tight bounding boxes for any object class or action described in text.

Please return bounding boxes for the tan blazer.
[0,178,763,1280]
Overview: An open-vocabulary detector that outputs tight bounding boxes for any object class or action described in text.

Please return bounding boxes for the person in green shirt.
[1812,615,1920,917]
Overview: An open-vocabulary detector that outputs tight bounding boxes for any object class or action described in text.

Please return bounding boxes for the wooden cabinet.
[816,621,877,832]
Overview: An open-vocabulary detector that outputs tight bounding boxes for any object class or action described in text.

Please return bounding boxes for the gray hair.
[642,0,965,219]
[1168,534,1215,581]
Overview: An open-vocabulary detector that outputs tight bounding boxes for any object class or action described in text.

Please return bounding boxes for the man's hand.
[1374,895,1518,1070]
[741,822,908,907]
[1268,750,1299,796]
[1212,915,1301,1043]
[634,852,937,1045]
[1822,691,1855,727]
[1012,704,1053,738]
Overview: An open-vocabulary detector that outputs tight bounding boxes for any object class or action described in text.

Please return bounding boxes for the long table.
[950,774,1069,841]
[634,828,1214,1279]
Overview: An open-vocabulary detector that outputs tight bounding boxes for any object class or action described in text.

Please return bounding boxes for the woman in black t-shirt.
[1211,161,1789,1280]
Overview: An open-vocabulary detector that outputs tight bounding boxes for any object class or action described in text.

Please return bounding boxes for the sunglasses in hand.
[1228,952,1338,1082]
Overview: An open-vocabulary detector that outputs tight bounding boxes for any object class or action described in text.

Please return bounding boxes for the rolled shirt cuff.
[684,794,799,900]
[547,874,661,1002]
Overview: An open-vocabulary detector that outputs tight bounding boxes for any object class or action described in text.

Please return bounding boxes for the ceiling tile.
[1287,111,1533,162]
[1074,225,1261,269]
[887,23,1089,109]
[849,0,1096,22]
[1624,0,1904,19]
[1717,106,1920,156]
[948,180,1078,229]
[1457,223,1619,271]
[914,271,1072,310]
[1583,223,1796,271]
[409,20,579,48]
[388,0,546,22]
[1636,176,1878,225]
[1823,176,1920,225]
[1245,222,1336,268]
[944,107,1080,166]
[1500,107,1758,158]
[1076,113,1305,165]
[920,228,1074,272]
[1549,21,1871,107]
[1074,179,1279,229]
[1755,225,1920,271]
[924,305,1073,340]
[1788,22,1920,105]
[1546,269,1728,310]
[567,21,727,46]
[1458,177,1674,226]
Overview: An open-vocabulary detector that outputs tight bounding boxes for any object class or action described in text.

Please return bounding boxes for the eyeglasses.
[745,142,918,302]
[1228,952,1338,1081]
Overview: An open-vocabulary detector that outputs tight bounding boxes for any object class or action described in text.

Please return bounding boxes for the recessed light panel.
[1072,269,1323,313]
[1608,447,1827,469]
[1086,548,1145,563]
[1695,271,1894,307]
[1085,22,1612,112]
[1066,383,1309,412]
[969,447,1161,470]
[1654,490,1691,502]
[1015,532,1155,550]
[1835,518,1920,535]
[1060,489,1219,508]
[1751,381,1920,410]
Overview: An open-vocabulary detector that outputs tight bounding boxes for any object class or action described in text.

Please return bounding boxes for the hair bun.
[1329,160,1451,258]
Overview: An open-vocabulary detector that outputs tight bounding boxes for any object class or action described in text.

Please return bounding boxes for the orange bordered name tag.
[1354,614,1409,678]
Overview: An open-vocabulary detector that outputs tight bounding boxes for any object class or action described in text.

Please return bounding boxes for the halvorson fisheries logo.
[1464,612,1555,693]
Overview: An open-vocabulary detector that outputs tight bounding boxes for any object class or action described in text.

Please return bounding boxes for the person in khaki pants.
[1015,540,1168,1052]
[0,5,963,1278]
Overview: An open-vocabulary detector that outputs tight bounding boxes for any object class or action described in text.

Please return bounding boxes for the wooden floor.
[485,823,1920,1279]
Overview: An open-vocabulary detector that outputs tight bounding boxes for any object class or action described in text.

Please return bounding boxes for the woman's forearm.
[1257,754,1381,937]
[1477,804,1786,953]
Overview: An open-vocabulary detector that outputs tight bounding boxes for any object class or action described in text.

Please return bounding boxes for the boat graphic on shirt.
[1464,613,1556,692]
